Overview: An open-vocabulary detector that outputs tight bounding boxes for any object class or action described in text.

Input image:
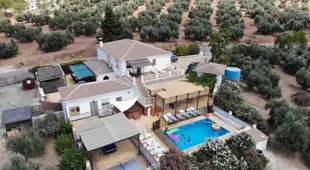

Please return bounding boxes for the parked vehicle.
[186,62,199,73]
[171,55,178,62]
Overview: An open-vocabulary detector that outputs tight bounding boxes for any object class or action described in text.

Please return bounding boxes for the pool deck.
[167,113,239,154]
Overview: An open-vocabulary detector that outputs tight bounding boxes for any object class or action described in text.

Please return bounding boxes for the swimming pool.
[69,64,94,79]
[166,118,229,150]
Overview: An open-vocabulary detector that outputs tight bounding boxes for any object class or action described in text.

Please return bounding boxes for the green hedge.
[172,44,200,56]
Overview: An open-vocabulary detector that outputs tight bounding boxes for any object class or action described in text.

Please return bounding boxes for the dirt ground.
[38,137,60,168]
[0,32,97,68]
[242,65,302,119]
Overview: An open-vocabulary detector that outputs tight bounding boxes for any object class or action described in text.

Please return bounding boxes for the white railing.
[142,68,184,82]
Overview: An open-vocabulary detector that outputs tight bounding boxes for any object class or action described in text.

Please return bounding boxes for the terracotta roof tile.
[100,39,171,60]
[58,79,134,101]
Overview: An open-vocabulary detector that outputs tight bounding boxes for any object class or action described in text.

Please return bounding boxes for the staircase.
[135,77,154,106]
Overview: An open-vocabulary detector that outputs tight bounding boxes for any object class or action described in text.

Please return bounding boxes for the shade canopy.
[196,62,226,75]
[77,113,140,151]
[110,96,139,112]
[127,58,153,68]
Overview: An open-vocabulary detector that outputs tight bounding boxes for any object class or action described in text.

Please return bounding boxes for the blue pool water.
[69,64,94,78]
[166,118,229,150]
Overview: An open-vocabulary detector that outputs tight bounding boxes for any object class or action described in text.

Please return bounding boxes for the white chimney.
[252,123,257,129]
[98,38,103,47]
[229,111,232,116]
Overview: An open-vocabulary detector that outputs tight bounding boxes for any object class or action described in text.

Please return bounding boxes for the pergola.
[77,113,140,169]
[147,80,210,115]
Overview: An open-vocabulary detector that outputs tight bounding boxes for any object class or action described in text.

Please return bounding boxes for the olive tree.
[0,40,19,59]
[36,31,74,52]
[296,67,310,90]
[6,129,45,158]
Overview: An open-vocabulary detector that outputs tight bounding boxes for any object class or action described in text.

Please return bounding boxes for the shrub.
[159,149,197,170]
[172,44,200,56]
[226,132,255,157]
[36,31,74,52]
[296,67,310,90]
[59,121,73,134]
[33,112,60,136]
[59,148,85,170]
[54,134,74,155]
[275,116,310,152]
[187,72,217,89]
[6,129,45,158]
[2,153,40,170]
[15,14,26,22]
[0,19,10,33]
[292,91,310,106]
[15,27,42,43]
[0,40,19,59]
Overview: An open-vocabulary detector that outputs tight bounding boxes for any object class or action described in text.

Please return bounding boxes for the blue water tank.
[224,67,241,81]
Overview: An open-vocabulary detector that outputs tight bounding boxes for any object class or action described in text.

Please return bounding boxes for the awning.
[78,113,140,151]
[127,58,153,68]
[110,96,139,112]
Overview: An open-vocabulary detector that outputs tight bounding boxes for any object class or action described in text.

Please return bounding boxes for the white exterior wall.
[97,72,116,81]
[143,54,171,72]
[62,88,137,121]
[97,47,172,76]
[216,75,223,86]
[256,139,268,150]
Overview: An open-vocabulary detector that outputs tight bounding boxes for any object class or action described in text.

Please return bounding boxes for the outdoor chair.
[163,114,173,124]
[167,113,179,122]
[174,112,185,120]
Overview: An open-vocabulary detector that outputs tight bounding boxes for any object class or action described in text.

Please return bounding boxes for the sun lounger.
[190,107,202,115]
[163,114,173,124]
[187,109,198,116]
[174,113,185,120]
[167,113,179,122]
[180,111,191,118]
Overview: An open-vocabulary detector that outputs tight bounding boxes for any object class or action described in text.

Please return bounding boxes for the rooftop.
[100,39,171,60]
[58,79,134,101]
[37,65,64,81]
[246,128,268,143]
[83,60,113,75]
[2,106,32,125]
[196,62,226,75]
[77,113,140,151]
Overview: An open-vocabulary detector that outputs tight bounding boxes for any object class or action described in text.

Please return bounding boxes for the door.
[90,100,98,116]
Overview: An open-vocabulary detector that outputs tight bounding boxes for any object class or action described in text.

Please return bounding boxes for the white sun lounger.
[174,113,185,120]
[190,107,202,115]
[179,110,191,118]
[187,108,198,116]
[167,113,179,122]
[163,114,173,124]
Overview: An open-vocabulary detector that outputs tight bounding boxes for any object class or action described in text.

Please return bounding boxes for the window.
[101,98,110,107]
[116,97,122,101]
[69,106,80,116]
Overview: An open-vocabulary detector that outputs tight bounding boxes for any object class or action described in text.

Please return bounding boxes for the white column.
[181,68,184,74]
[141,75,144,82]
[169,71,172,77]
[155,73,158,79]
[133,77,136,85]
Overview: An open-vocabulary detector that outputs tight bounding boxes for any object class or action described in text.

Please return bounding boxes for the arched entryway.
[103,76,109,80]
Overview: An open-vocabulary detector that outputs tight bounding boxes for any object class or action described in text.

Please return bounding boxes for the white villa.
[97,39,173,77]
[58,79,138,121]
